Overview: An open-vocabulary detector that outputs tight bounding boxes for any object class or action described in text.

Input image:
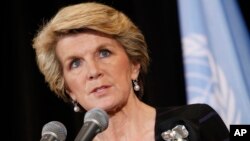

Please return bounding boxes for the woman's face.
[56,31,140,111]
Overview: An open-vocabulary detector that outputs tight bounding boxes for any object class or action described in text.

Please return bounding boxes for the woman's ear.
[131,63,141,80]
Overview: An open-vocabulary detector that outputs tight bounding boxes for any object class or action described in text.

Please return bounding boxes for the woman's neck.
[94,96,156,141]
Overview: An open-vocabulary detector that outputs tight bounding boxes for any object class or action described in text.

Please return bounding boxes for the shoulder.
[155,103,214,132]
[156,103,216,120]
[155,103,229,141]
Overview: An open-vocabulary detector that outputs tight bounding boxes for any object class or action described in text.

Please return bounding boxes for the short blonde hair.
[32,2,150,101]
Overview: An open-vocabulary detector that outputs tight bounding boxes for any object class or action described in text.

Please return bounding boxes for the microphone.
[40,121,67,141]
[74,108,109,141]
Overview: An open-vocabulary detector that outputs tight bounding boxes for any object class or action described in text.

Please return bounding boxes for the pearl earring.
[73,101,80,112]
[133,80,140,91]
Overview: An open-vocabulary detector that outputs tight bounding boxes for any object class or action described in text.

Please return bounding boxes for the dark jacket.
[155,103,229,141]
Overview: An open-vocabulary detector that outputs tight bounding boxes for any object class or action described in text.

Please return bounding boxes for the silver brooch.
[161,125,189,141]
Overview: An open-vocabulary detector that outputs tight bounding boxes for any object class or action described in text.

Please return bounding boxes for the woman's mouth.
[91,85,111,95]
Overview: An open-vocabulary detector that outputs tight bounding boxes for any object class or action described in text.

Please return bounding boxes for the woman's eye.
[99,49,111,58]
[70,59,81,69]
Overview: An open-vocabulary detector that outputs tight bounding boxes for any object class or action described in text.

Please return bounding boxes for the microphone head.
[41,121,67,141]
[84,108,109,132]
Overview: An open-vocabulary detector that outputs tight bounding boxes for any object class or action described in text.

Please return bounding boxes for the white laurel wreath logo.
[182,34,240,128]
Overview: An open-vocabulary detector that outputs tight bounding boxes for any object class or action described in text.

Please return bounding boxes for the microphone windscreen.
[42,121,67,141]
[84,108,109,132]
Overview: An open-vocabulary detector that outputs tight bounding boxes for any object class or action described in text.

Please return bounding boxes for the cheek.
[109,67,128,84]
[111,63,133,91]
[111,56,133,78]
[64,73,86,94]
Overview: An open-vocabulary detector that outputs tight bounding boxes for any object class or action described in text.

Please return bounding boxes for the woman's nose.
[87,61,102,80]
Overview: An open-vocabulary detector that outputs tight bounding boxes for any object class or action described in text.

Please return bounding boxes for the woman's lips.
[91,85,111,95]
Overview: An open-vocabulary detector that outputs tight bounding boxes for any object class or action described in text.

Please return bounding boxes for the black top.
[154,103,229,141]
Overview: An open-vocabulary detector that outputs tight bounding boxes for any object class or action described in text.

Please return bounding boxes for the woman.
[32,2,229,141]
